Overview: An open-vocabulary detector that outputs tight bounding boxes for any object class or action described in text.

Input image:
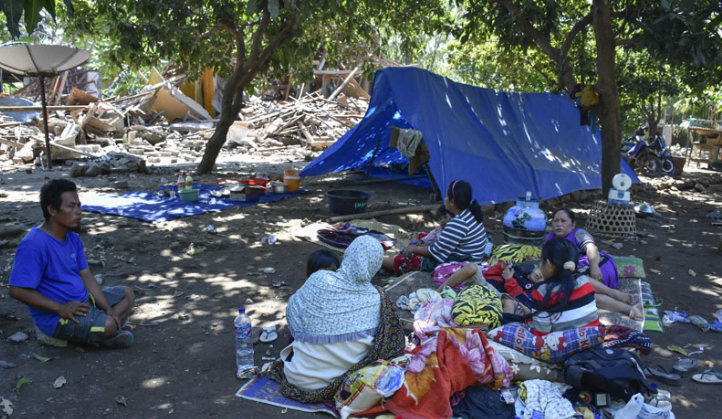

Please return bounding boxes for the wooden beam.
[328,204,440,222]
[0,138,25,148]
[0,105,90,112]
[328,65,360,101]
[297,121,313,147]
[31,137,101,158]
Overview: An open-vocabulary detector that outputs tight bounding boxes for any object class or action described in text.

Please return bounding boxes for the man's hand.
[105,307,121,331]
[57,301,89,324]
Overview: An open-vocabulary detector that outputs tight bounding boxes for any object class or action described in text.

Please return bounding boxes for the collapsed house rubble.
[0,68,368,175]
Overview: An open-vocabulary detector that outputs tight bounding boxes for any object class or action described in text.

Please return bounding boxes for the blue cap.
[238,307,245,314]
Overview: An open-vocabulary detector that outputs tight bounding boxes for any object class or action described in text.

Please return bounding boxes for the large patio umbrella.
[0,43,90,168]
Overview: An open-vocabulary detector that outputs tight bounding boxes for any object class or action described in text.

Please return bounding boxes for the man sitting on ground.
[9,179,136,348]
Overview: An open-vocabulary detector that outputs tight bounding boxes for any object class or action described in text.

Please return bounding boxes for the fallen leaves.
[30,353,53,363]
[15,377,32,393]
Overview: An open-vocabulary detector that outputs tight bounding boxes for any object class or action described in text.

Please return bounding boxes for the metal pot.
[271,181,287,194]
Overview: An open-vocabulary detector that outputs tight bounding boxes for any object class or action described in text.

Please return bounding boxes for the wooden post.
[39,75,52,168]
[328,65,360,101]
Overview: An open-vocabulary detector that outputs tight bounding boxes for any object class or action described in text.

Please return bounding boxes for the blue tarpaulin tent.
[302,67,636,204]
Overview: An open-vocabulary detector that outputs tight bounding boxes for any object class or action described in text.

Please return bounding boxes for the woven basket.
[585,201,637,240]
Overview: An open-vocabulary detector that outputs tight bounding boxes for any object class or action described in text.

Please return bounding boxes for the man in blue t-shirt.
[9,179,136,348]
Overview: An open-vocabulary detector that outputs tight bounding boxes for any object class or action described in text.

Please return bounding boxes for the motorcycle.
[622,133,675,176]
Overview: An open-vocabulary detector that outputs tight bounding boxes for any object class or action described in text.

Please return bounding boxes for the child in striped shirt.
[522,238,600,335]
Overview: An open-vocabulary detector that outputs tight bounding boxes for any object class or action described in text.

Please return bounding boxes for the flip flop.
[692,370,722,384]
[259,326,278,344]
[688,315,710,332]
[672,358,700,374]
[666,345,688,356]
[644,299,664,308]
[644,366,682,386]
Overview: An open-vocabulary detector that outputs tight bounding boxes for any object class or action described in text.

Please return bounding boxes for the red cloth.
[361,328,512,419]
[483,262,525,297]
[392,232,429,275]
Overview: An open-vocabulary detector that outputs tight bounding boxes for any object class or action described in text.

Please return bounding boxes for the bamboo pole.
[327,204,440,222]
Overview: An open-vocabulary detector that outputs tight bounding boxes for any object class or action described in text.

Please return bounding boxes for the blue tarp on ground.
[82,184,307,222]
[302,67,637,204]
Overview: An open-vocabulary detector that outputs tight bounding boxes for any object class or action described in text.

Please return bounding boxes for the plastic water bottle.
[234,307,256,379]
[176,172,185,192]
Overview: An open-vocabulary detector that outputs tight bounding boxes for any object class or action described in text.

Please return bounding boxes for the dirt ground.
[1,152,721,419]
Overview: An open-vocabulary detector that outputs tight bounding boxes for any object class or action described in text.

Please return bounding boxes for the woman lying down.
[437,238,643,322]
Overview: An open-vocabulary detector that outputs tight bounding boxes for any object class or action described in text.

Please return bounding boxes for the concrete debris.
[1,69,367,171]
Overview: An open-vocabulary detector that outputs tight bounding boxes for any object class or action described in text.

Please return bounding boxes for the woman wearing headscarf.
[265,235,405,403]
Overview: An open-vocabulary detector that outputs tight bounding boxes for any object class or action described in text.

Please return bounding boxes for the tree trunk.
[196,94,243,174]
[592,0,622,194]
[558,59,578,95]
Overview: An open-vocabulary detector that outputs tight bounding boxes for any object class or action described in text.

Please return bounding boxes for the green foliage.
[1,0,24,37]
[446,38,556,91]
[63,0,447,89]
[0,0,62,38]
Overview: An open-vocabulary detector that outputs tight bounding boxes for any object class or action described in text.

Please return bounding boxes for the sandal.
[644,366,682,386]
[259,326,278,344]
[688,315,710,332]
[672,358,700,374]
[692,369,722,384]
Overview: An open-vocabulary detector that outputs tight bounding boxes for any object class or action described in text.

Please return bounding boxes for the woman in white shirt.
[265,235,405,403]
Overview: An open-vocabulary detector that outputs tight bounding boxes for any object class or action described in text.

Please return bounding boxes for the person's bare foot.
[623,292,635,305]
[629,303,644,321]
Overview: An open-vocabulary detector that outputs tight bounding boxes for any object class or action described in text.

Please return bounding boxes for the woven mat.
[597,277,644,332]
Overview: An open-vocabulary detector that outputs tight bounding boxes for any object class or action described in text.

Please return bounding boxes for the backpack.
[563,348,655,402]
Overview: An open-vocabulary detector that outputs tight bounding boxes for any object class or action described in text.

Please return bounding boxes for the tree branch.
[250,9,270,60]
[238,5,301,89]
[560,12,592,60]
[518,55,557,87]
[493,0,559,60]
[616,34,642,48]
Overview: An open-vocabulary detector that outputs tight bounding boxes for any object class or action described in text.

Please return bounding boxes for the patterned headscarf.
[287,235,383,343]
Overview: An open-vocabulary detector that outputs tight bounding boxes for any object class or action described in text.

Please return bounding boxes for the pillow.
[614,256,646,278]
[488,323,604,364]
[452,284,502,328]
[334,361,405,419]
[489,244,541,265]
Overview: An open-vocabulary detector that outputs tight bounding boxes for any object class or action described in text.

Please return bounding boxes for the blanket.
[364,328,512,419]
[82,184,306,222]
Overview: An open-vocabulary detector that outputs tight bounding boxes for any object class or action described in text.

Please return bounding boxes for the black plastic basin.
[326,189,370,215]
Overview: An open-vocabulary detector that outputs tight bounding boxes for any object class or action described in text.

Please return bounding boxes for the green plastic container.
[178,188,199,202]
